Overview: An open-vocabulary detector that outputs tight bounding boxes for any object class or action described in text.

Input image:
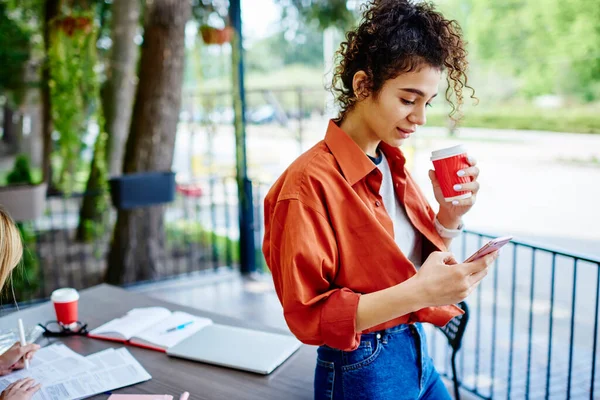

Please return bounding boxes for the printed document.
[0,344,151,400]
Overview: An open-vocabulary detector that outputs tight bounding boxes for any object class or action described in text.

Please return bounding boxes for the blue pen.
[164,321,194,333]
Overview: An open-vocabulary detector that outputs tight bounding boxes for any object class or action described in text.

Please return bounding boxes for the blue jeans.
[314,323,451,400]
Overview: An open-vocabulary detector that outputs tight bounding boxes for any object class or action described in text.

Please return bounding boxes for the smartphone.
[463,236,513,263]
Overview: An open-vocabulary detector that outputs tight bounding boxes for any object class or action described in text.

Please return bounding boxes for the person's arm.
[264,196,497,349]
[356,251,498,332]
[263,198,361,351]
[356,277,422,332]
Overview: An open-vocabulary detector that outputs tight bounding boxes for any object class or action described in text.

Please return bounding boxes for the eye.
[401,99,415,105]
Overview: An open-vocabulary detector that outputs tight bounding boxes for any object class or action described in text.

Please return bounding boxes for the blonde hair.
[0,208,23,291]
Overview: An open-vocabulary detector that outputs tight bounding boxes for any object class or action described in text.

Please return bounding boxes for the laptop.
[165,324,302,375]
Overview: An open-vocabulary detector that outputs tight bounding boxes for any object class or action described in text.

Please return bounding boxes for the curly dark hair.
[330,0,475,121]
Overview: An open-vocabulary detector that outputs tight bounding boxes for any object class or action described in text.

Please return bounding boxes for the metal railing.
[428,230,600,399]
[10,177,273,303]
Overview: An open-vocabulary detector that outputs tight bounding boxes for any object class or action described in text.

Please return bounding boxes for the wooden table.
[0,284,315,400]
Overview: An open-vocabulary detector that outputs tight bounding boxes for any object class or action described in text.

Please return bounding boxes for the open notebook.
[88,307,213,352]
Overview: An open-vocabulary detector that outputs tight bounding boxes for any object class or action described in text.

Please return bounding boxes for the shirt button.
[375,201,381,207]
[376,333,382,339]
[395,183,399,188]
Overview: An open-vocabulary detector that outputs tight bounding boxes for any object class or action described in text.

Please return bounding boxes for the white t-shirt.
[373,152,422,267]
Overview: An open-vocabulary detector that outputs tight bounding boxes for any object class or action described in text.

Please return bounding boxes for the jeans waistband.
[363,322,419,337]
[319,323,421,354]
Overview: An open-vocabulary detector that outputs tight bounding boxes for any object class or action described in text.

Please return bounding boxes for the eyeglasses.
[37,321,89,337]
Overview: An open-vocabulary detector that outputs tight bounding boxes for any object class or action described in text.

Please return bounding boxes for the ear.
[352,70,371,100]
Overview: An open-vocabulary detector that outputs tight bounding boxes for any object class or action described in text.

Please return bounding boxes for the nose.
[408,106,427,126]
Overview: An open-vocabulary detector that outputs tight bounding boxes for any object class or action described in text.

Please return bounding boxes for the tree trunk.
[104,0,141,177]
[75,127,108,241]
[76,0,140,242]
[41,0,60,185]
[106,0,191,285]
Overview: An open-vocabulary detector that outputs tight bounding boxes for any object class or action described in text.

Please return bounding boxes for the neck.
[339,109,380,157]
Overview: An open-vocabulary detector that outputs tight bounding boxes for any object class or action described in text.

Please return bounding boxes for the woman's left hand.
[429,156,480,222]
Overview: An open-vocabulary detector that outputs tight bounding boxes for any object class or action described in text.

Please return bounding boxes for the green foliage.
[427,106,600,134]
[166,220,240,264]
[246,22,324,73]
[6,154,36,185]
[10,223,40,301]
[48,12,101,191]
[4,156,40,301]
[436,0,600,101]
[0,1,31,106]
[281,0,600,102]
[77,111,109,242]
[277,0,356,30]
[192,0,227,26]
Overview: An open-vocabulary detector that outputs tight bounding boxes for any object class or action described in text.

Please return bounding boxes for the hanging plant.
[49,12,110,242]
[199,25,234,45]
[48,12,98,192]
[54,15,93,37]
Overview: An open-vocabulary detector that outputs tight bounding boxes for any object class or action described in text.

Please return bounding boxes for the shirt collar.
[324,120,377,186]
[379,141,407,175]
[324,120,408,185]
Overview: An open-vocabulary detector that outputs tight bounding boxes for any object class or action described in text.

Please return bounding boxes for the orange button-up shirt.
[262,120,462,351]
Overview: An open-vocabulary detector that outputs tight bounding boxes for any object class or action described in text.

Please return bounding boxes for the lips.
[396,127,415,139]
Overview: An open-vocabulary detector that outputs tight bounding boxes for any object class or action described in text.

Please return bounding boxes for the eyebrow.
[399,88,438,99]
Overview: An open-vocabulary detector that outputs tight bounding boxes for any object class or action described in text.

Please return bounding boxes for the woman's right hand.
[0,342,40,373]
[0,378,41,400]
[414,250,498,308]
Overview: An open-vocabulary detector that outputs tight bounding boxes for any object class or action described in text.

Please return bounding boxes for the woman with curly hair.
[263,1,497,399]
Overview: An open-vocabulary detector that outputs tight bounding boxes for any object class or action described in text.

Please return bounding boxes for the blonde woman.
[0,209,41,400]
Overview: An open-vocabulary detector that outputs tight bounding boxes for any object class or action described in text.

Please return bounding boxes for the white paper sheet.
[0,344,151,400]
[33,348,151,400]
[90,307,172,340]
[132,311,213,349]
[0,344,96,388]
[0,325,44,356]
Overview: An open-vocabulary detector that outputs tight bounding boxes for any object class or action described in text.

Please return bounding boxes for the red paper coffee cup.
[51,288,79,325]
[431,145,472,202]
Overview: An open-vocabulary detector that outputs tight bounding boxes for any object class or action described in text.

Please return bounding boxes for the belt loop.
[409,324,418,339]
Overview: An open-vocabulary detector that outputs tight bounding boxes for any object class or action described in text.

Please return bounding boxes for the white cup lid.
[51,288,79,303]
[430,144,467,161]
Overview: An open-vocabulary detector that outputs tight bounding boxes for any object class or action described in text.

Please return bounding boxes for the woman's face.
[358,65,441,147]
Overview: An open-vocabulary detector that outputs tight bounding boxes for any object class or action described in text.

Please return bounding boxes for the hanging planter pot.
[200,25,234,45]
[54,15,93,37]
[109,171,176,210]
[0,183,48,222]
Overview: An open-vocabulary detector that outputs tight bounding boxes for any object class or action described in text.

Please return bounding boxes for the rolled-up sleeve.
[263,198,361,351]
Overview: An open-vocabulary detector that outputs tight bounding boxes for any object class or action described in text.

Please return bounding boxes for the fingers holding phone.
[464,236,513,263]
[462,250,499,286]
[416,249,499,308]
[459,237,508,294]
